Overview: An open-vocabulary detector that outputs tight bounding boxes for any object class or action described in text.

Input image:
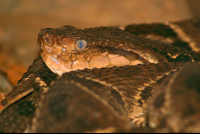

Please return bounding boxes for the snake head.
[38,26,162,75]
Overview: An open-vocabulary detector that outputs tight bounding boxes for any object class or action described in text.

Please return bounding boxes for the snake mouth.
[38,32,159,75]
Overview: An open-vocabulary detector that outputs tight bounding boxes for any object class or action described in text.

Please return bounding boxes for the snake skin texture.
[0,19,200,133]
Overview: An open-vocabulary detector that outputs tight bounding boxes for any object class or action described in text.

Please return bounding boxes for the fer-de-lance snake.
[0,19,200,133]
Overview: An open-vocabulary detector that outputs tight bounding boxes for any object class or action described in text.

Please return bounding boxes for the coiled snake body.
[0,19,200,133]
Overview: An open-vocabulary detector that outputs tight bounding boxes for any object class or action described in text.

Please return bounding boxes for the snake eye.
[75,40,87,50]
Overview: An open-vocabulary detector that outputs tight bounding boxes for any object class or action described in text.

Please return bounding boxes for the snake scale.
[0,19,200,133]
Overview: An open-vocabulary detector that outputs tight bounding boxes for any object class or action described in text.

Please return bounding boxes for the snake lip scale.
[0,19,200,133]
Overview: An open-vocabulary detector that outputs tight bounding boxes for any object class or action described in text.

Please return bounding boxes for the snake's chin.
[41,51,72,75]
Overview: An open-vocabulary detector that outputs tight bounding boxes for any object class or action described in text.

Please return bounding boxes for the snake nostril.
[44,37,54,45]
[42,33,55,46]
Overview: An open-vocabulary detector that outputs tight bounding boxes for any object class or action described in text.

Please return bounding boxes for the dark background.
[0,0,199,67]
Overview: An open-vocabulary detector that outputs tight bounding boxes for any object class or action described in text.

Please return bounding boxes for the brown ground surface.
[0,0,199,93]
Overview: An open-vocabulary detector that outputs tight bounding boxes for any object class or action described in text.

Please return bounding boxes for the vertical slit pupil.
[79,41,84,49]
[76,40,87,50]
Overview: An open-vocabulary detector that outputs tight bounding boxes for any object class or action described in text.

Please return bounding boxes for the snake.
[0,19,200,133]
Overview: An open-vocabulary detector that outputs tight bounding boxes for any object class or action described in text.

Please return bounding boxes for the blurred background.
[0,0,199,67]
[0,0,200,93]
